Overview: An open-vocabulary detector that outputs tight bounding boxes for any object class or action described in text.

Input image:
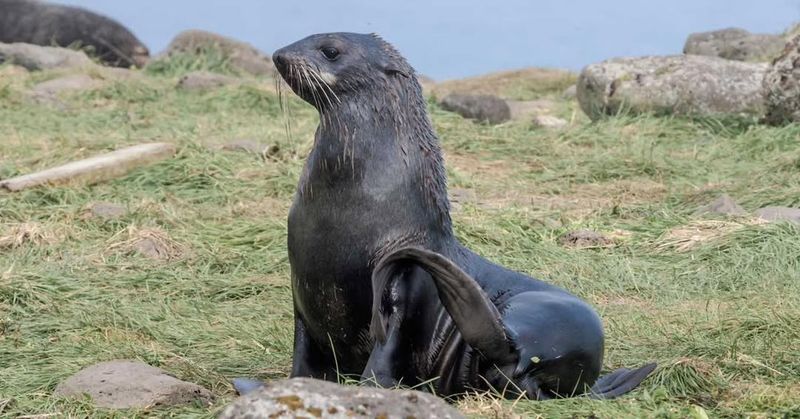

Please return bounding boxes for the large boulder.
[0,42,94,71]
[219,378,463,419]
[439,93,511,124]
[577,55,767,120]
[159,30,273,76]
[53,360,214,409]
[684,28,785,62]
[763,35,800,125]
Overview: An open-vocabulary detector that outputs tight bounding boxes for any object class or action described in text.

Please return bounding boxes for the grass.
[1,55,799,418]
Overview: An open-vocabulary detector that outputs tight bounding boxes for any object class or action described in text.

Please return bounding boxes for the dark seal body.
[0,0,149,67]
[271,32,655,399]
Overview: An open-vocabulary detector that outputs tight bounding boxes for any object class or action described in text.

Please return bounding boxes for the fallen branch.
[0,143,176,191]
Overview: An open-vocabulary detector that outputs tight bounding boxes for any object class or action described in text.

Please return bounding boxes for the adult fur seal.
[256,32,655,400]
[0,0,149,67]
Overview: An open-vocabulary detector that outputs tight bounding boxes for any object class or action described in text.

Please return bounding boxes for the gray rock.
[754,206,800,224]
[563,84,577,99]
[177,71,237,91]
[218,377,464,419]
[684,27,785,62]
[558,230,612,248]
[694,194,746,216]
[532,115,568,129]
[31,74,102,97]
[0,42,94,71]
[763,35,800,125]
[53,360,213,409]
[439,94,511,124]
[86,202,128,220]
[577,55,767,121]
[160,30,274,76]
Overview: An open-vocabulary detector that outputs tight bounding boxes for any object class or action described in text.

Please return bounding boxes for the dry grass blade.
[655,219,767,252]
[105,226,186,260]
[0,222,59,249]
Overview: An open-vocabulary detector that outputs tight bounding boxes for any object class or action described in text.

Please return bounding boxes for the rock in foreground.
[763,35,800,125]
[755,206,800,224]
[439,93,511,124]
[694,194,746,216]
[53,360,213,409]
[0,42,94,71]
[218,377,464,419]
[577,55,767,120]
[684,27,786,62]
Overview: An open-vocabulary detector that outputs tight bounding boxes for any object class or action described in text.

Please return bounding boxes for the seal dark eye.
[321,46,340,60]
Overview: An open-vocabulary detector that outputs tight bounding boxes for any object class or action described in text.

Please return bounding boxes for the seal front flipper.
[589,362,657,399]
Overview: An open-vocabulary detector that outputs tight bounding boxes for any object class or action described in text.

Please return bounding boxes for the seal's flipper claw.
[232,377,265,395]
[590,362,657,399]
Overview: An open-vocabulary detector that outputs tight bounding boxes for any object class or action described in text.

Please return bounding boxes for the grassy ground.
[1,58,799,418]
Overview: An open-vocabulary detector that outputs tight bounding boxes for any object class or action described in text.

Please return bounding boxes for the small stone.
[219,377,463,419]
[53,360,214,409]
[694,194,746,216]
[754,206,800,224]
[177,71,237,91]
[558,229,613,248]
[439,94,511,125]
[532,115,568,129]
[85,202,127,220]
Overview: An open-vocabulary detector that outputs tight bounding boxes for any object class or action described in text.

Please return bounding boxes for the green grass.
[1,59,799,418]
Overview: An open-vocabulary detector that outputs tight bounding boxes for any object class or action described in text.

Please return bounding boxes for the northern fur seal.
[0,0,149,68]
[261,32,655,400]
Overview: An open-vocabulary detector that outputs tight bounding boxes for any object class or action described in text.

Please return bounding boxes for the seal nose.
[273,50,289,73]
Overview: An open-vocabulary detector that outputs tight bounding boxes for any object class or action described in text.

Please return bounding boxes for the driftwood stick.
[0,142,176,192]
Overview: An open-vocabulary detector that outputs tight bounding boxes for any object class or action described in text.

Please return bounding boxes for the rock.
[532,115,568,129]
[754,206,800,224]
[763,35,800,125]
[439,94,511,124]
[694,194,746,216]
[218,377,464,419]
[577,55,767,121]
[558,230,613,248]
[160,30,273,76]
[177,71,237,91]
[85,202,128,220]
[684,28,785,62]
[563,84,577,99]
[31,74,102,97]
[53,360,213,409]
[0,42,94,71]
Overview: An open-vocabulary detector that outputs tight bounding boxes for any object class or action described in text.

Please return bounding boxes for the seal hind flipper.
[589,362,657,399]
[370,246,513,363]
[232,378,265,395]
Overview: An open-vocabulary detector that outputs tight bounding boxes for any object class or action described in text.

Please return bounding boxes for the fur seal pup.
[261,32,654,399]
[0,0,149,68]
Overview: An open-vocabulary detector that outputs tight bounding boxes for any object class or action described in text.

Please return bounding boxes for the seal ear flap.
[370,247,516,363]
[381,62,411,79]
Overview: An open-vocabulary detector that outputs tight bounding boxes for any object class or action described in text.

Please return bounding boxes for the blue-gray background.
[56,0,800,80]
